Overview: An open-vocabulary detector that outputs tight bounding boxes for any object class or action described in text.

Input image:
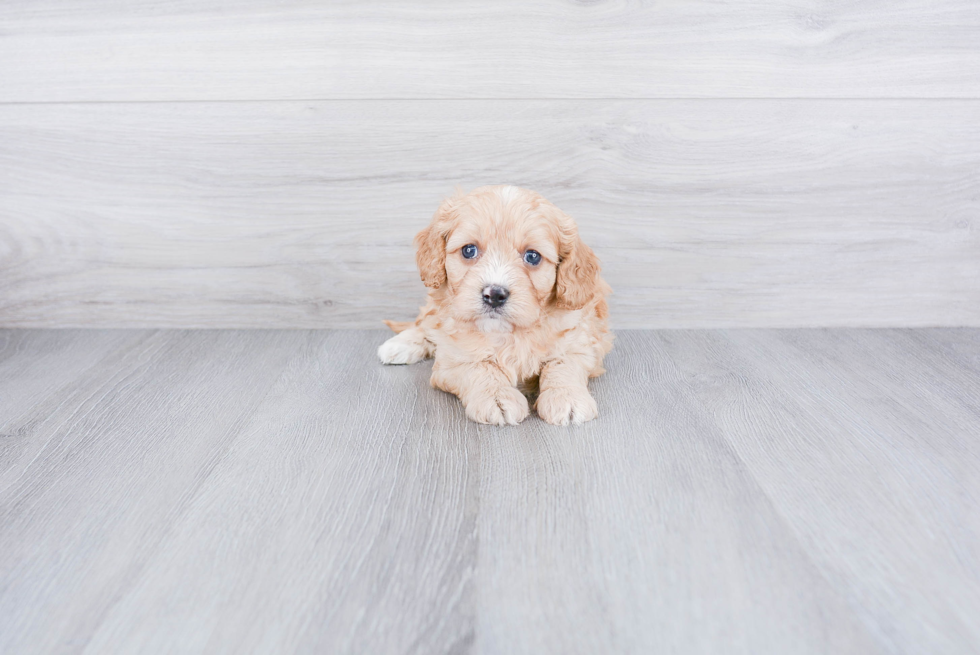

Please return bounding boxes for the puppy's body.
[379,186,612,426]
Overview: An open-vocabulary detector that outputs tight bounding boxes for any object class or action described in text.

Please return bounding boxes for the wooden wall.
[1,1,978,328]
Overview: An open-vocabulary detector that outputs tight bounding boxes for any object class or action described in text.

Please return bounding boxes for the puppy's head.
[415,185,600,331]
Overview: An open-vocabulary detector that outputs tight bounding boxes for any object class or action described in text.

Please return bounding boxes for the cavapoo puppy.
[378,185,613,426]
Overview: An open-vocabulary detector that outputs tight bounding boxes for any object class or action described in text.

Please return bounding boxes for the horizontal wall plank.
[0,99,978,328]
[2,1,980,102]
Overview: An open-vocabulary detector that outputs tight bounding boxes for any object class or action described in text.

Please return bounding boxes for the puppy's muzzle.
[482,285,509,309]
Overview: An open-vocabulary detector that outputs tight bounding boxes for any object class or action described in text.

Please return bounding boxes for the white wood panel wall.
[1,1,978,328]
[4,1,980,101]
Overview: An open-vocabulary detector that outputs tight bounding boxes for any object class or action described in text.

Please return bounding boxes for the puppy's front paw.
[378,334,426,365]
[535,386,598,426]
[465,386,530,426]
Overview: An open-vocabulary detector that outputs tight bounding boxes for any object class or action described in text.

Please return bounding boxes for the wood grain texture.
[81,330,479,654]
[656,328,980,653]
[474,334,879,654]
[2,0,980,101]
[0,330,142,446]
[1,100,978,329]
[0,330,306,655]
[1,328,979,653]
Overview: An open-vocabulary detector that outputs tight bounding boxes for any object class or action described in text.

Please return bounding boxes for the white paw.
[535,386,598,426]
[378,334,426,365]
[465,387,530,426]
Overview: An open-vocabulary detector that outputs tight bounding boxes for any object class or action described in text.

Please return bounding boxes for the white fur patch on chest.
[476,317,514,333]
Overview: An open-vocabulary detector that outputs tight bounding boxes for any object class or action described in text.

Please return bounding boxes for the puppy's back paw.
[378,333,427,365]
[535,386,598,426]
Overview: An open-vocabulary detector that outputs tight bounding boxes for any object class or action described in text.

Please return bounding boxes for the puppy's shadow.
[518,375,540,406]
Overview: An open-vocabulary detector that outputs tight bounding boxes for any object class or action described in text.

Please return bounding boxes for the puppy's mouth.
[481,306,507,319]
[475,306,513,332]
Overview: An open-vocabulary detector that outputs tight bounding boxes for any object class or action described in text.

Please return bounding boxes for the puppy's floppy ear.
[554,211,600,310]
[414,196,457,289]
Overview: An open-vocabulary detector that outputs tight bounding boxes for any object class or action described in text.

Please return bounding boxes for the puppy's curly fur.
[379,185,613,426]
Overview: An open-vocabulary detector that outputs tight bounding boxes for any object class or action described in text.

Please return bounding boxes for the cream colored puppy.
[378,186,613,426]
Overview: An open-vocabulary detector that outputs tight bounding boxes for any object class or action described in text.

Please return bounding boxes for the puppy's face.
[443,196,558,331]
[415,186,599,331]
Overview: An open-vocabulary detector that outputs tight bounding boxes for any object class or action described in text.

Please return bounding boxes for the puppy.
[378,185,613,426]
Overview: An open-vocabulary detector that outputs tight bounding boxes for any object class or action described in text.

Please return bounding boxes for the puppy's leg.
[431,360,529,426]
[535,355,599,426]
[378,326,432,365]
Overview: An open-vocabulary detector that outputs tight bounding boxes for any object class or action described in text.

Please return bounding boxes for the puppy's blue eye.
[523,250,542,266]
[461,244,478,259]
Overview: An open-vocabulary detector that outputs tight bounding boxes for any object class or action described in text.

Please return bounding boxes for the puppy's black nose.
[482,285,509,309]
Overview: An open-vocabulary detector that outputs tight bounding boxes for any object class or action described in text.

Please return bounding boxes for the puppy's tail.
[383,320,414,334]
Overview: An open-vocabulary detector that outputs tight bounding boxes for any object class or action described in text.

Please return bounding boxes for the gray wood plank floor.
[1,329,978,654]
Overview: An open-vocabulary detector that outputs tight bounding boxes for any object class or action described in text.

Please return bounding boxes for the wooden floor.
[1,329,978,654]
